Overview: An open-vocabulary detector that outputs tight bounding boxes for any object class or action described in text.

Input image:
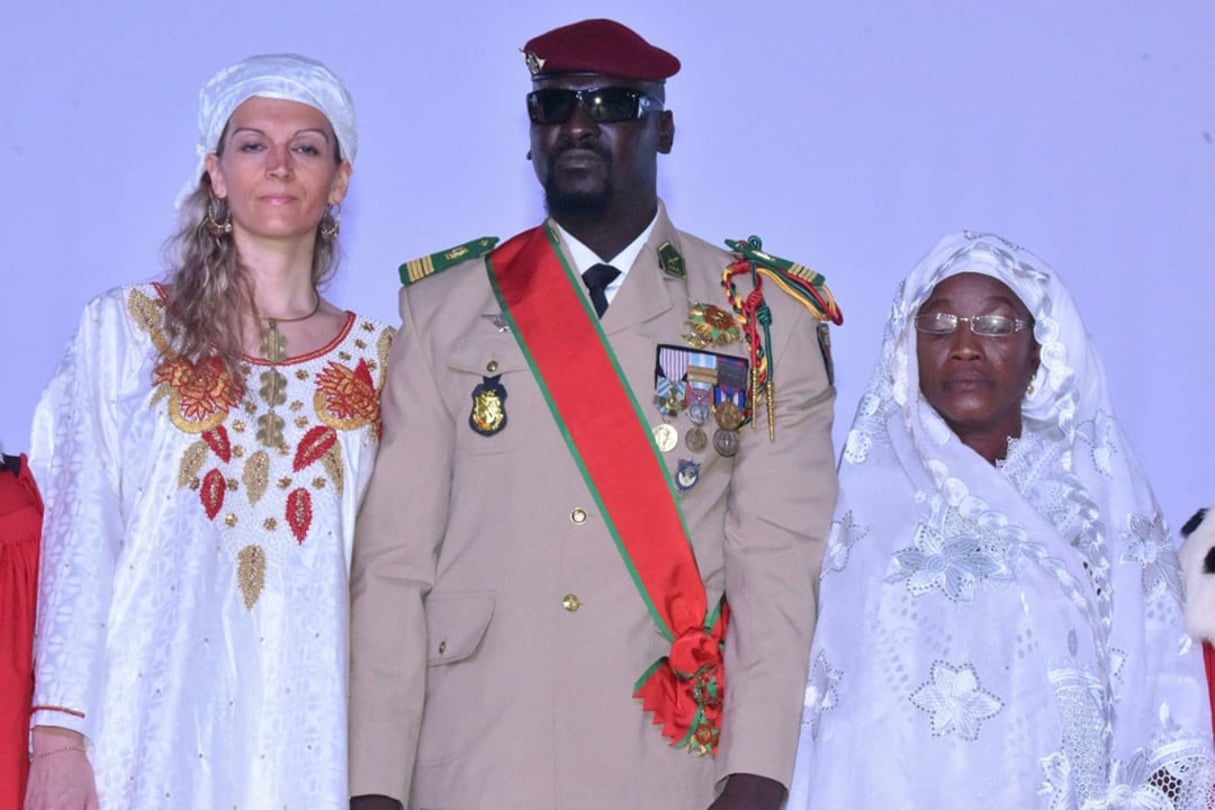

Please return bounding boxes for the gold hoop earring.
[319,205,340,242]
[204,195,232,237]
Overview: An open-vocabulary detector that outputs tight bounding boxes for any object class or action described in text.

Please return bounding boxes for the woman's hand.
[23,726,98,810]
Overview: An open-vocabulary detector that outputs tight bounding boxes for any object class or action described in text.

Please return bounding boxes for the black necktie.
[582,263,620,318]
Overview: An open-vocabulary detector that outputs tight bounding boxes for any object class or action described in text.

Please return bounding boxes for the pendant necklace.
[255,291,322,450]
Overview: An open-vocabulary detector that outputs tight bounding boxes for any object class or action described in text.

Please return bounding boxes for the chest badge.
[674,458,701,494]
[683,302,742,349]
[470,375,508,436]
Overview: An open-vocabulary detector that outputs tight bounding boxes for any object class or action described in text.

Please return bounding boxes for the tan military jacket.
[349,206,837,809]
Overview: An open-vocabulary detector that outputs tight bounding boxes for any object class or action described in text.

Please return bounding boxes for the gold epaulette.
[398,237,499,286]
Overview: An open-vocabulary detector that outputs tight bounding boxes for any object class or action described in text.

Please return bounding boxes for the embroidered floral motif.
[1077,749,1173,809]
[152,355,239,433]
[1039,751,1079,810]
[909,660,1003,740]
[315,359,380,434]
[1120,511,1182,604]
[888,498,1014,602]
[1074,412,1119,478]
[138,291,392,609]
[804,652,842,740]
[824,511,867,575]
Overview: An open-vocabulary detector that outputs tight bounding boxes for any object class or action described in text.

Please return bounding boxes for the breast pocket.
[445,339,533,456]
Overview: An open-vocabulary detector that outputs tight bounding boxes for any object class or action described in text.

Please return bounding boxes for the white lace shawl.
[787,232,1214,809]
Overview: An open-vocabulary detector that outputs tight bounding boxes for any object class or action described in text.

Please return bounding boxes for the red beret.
[521,19,680,82]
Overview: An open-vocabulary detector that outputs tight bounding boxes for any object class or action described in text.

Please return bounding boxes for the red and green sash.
[487,225,729,754]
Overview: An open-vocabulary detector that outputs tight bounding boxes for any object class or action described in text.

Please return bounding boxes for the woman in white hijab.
[24,55,394,809]
[787,231,1214,808]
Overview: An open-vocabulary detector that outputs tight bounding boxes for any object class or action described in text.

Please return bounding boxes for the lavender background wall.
[2,1,1212,532]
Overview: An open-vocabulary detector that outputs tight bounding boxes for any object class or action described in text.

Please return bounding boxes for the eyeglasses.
[914,312,1033,338]
[526,86,663,124]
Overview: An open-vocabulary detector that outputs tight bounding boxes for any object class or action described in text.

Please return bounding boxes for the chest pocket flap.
[425,591,495,665]
[445,337,528,376]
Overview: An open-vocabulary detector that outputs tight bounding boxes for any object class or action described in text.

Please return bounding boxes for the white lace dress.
[29,284,393,808]
[787,233,1214,809]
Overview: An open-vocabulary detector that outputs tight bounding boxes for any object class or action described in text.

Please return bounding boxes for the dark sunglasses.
[526,86,663,124]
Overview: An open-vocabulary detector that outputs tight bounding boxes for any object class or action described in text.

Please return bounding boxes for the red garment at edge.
[0,456,42,809]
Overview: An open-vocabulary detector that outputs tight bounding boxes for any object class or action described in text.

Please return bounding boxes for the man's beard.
[544,144,614,217]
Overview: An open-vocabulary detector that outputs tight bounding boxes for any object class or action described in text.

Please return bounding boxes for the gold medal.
[653,423,679,452]
[714,400,744,432]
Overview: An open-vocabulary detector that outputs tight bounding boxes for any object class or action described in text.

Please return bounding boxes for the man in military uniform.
[349,18,839,810]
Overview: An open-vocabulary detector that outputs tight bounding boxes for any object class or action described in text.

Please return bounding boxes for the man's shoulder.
[398,237,500,288]
[667,226,733,266]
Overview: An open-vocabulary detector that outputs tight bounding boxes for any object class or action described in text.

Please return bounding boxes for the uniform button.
[570,507,588,525]
[437,640,447,655]
[562,593,581,612]
[486,360,499,373]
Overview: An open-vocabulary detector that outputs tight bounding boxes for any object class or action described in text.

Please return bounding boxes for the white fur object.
[1180,507,1215,641]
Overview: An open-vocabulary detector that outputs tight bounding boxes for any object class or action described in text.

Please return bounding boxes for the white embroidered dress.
[29,284,393,808]
[787,233,1215,809]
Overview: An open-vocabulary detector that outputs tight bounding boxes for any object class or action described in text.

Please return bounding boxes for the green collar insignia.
[657,241,685,279]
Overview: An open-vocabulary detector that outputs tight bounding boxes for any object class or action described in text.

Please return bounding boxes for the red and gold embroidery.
[142,293,394,609]
[153,355,239,434]
[314,359,379,433]
[294,425,338,472]
[200,469,226,520]
[286,488,313,543]
[202,426,232,463]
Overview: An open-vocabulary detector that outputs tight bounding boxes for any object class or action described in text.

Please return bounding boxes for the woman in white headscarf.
[24,55,393,809]
[787,231,1214,809]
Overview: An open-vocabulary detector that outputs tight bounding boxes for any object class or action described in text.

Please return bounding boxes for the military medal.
[674,458,700,493]
[714,357,751,460]
[685,352,716,455]
[685,426,707,453]
[714,400,744,432]
[682,302,742,349]
[654,377,687,417]
[653,423,679,452]
[712,400,743,458]
[712,427,740,457]
[653,346,693,454]
[469,375,508,436]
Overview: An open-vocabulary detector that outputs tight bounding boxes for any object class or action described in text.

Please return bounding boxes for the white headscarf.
[788,231,1214,809]
[179,53,357,207]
